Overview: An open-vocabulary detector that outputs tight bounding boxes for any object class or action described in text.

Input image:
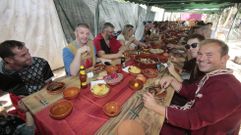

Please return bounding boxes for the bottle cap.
[80,65,85,70]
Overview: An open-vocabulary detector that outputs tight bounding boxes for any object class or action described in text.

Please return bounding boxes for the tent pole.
[170,12,173,21]
[145,6,152,21]
[162,10,165,21]
[227,3,240,41]
[94,0,102,36]
[214,9,223,38]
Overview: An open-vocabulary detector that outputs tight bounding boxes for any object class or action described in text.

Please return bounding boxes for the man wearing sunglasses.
[168,34,205,84]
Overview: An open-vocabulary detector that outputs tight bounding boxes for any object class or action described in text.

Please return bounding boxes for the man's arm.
[97,50,122,60]
[167,79,240,130]
[42,59,54,81]
[155,76,197,99]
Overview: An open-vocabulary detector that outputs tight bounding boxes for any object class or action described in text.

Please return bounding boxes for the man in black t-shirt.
[0,40,53,96]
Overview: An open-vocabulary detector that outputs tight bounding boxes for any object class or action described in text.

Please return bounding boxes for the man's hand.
[167,62,176,74]
[155,76,182,92]
[167,43,176,49]
[143,92,165,115]
[0,106,7,117]
[129,36,136,43]
[18,100,28,112]
[170,55,178,63]
[155,76,174,89]
[77,45,91,55]
[143,92,158,110]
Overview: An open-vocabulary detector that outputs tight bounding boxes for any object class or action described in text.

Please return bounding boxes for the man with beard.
[143,39,241,135]
[63,23,96,76]
[93,22,124,60]
[0,40,53,120]
[0,40,53,96]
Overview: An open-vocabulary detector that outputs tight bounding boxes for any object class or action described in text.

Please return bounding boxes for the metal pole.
[94,0,103,36]
[162,11,165,21]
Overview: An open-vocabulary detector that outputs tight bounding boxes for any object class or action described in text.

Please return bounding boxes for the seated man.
[143,39,241,135]
[93,22,124,60]
[63,23,96,76]
[0,40,53,119]
[0,40,53,96]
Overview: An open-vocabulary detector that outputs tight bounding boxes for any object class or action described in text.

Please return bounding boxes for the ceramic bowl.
[63,87,80,100]
[129,79,143,91]
[49,100,73,120]
[103,101,121,117]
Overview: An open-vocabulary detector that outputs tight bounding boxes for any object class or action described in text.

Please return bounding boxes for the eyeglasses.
[185,43,198,49]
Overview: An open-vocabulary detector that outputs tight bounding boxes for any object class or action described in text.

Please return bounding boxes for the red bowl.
[103,101,121,117]
[49,100,73,120]
[129,79,143,91]
[63,87,80,100]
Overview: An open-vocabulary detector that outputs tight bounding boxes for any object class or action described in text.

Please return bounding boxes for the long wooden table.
[22,68,174,135]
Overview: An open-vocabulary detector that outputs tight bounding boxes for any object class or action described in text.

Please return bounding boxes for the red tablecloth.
[35,71,135,135]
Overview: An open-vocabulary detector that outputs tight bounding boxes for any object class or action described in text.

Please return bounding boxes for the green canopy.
[122,0,239,13]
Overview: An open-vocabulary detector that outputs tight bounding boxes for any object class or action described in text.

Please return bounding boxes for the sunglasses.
[185,43,198,49]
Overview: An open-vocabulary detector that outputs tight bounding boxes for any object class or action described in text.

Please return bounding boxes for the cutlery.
[38,94,49,105]
[34,95,48,106]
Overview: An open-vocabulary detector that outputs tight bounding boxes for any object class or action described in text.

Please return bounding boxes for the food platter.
[93,64,105,74]
[128,66,141,76]
[90,84,110,98]
[46,81,65,94]
[104,73,123,85]
[142,68,158,78]
[146,86,167,100]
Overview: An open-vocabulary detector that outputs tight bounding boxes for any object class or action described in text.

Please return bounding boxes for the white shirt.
[117,34,136,49]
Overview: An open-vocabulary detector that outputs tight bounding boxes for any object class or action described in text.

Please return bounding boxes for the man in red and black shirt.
[93,22,124,60]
